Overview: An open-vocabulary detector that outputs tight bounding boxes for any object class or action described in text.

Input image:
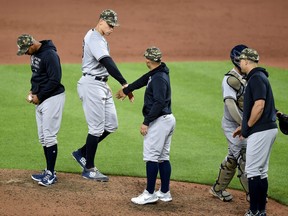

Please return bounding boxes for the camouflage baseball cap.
[239,48,260,62]
[16,34,34,56]
[100,9,119,27]
[144,47,162,62]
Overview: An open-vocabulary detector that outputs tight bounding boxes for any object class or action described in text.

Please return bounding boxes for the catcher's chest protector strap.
[225,70,246,92]
[225,71,246,110]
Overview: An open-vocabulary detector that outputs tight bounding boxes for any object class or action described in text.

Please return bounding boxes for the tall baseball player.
[116,47,176,205]
[16,34,65,187]
[209,44,249,201]
[72,9,133,181]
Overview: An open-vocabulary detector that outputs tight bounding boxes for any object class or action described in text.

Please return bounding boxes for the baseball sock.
[248,175,261,213]
[46,145,58,174]
[85,134,99,169]
[43,146,48,169]
[79,131,110,157]
[259,177,268,211]
[146,161,159,194]
[159,160,171,193]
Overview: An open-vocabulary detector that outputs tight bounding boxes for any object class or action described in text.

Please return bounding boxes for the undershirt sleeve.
[100,56,127,85]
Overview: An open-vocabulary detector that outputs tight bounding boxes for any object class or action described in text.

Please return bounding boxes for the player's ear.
[99,19,106,25]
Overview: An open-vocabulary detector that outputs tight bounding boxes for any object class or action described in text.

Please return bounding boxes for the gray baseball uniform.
[73,10,129,181]
[210,67,249,202]
[222,68,247,159]
[36,93,65,147]
[78,28,118,136]
[143,114,176,162]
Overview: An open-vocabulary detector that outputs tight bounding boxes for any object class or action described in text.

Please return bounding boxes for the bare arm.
[248,99,265,127]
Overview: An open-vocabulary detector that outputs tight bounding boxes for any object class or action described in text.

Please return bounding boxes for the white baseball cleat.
[155,190,172,202]
[131,190,159,205]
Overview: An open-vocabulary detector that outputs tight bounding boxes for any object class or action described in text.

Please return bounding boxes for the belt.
[83,73,108,82]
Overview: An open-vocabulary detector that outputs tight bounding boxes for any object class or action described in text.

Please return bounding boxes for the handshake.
[115,84,134,102]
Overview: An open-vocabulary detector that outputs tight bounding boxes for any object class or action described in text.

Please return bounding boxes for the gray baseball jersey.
[222,68,245,122]
[222,68,246,159]
[78,28,118,136]
[82,29,110,77]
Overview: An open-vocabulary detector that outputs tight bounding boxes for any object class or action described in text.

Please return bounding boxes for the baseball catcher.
[209,44,249,202]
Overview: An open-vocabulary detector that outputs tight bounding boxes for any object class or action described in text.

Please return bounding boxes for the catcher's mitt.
[277,113,288,135]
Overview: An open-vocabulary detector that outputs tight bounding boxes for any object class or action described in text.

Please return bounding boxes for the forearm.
[225,98,242,125]
[248,99,265,127]
[123,73,150,94]
[100,56,127,85]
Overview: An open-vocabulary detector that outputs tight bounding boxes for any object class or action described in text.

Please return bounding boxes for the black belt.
[83,73,108,82]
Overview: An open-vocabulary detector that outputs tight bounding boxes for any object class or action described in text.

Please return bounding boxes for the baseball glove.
[277,113,288,135]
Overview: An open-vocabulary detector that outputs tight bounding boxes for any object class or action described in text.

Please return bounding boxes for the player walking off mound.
[209,44,250,201]
[16,34,65,187]
[116,47,176,205]
[72,9,133,181]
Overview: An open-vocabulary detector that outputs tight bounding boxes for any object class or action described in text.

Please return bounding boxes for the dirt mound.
[1,169,288,216]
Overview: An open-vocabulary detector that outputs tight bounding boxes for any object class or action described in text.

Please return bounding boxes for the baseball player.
[16,34,65,186]
[72,9,133,181]
[233,48,278,216]
[116,47,176,205]
[209,44,249,201]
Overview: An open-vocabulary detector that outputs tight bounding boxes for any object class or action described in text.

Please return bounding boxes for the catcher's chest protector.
[226,70,246,111]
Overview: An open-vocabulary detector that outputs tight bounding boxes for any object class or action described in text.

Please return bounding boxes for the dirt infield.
[1,0,288,68]
[1,0,288,215]
[1,169,288,216]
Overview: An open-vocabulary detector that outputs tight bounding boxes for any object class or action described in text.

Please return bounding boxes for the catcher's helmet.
[230,44,248,68]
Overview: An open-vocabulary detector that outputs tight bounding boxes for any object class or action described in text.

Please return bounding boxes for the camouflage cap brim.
[17,45,30,56]
[105,20,120,27]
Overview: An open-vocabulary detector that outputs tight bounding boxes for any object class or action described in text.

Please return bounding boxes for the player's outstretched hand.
[127,92,134,103]
[115,85,134,103]
[116,89,126,100]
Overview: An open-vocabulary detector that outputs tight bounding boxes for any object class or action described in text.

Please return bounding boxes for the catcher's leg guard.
[237,148,249,201]
[210,157,237,201]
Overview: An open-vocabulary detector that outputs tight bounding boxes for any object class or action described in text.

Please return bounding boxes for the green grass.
[0,62,287,205]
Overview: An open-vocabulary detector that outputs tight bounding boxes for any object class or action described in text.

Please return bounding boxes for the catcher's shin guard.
[237,148,249,201]
[214,157,237,192]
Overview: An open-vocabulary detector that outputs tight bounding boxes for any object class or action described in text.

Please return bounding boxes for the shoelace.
[43,174,52,181]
